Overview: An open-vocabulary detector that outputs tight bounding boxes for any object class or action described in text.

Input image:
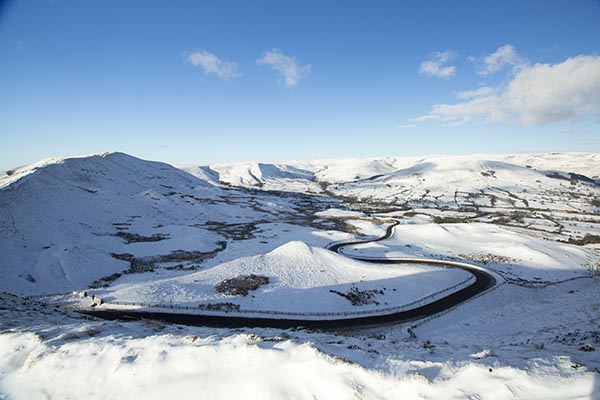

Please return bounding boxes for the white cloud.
[417,54,600,126]
[185,51,240,80]
[419,51,457,79]
[475,44,527,76]
[454,86,495,100]
[257,49,311,87]
[413,114,439,122]
[396,124,415,129]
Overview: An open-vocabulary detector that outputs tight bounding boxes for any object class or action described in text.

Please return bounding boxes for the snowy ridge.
[335,157,569,203]
[202,152,600,188]
[0,152,114,190]
[196,153,600,218]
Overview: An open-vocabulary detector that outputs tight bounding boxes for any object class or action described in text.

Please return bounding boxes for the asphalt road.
[82,220,496,329]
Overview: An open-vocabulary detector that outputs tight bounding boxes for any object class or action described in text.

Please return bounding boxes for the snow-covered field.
[1,329,594,400]
[1,151,599,399]
[1,282,598,399]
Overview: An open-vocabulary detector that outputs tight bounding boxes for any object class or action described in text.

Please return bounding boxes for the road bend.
[81,220,496,329]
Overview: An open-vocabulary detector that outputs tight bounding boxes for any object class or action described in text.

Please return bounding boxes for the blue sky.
[1,0,599,169]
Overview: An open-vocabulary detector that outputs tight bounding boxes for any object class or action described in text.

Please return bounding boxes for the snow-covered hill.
[0,153,225,294]
[332,156,597,212]
[198,152,600,188]
[101,241,471,315]
[180,161,322,193]
[0,152,338,295]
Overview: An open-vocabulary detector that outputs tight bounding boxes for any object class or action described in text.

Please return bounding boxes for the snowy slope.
[500,152,600,179]
[183,161,322,193]
[2,155,83,190]
[344,223,598,282]
[0,153,269,295]
[210,162,314,186]
[100,241,470,314]
[1,325,594,400]
[1,285,598,400]
[292,157,404,183]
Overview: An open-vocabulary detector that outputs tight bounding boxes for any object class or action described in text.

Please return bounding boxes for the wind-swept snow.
[0,300,597,400]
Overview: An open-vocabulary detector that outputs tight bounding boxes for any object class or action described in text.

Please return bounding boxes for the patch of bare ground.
[112,232,170,244]
[329,286,384,306]
[203,221,263,241]
[564,234,600,246]
[215,274,270,296]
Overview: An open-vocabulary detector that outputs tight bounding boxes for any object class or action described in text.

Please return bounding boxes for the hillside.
[0,153,338,295]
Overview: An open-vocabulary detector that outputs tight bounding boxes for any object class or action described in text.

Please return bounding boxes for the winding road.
[82,220,497,329]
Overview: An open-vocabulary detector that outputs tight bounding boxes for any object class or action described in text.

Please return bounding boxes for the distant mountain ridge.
[179,152,600,190]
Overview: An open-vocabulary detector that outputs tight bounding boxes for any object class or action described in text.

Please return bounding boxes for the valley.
[1,152,599,399]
